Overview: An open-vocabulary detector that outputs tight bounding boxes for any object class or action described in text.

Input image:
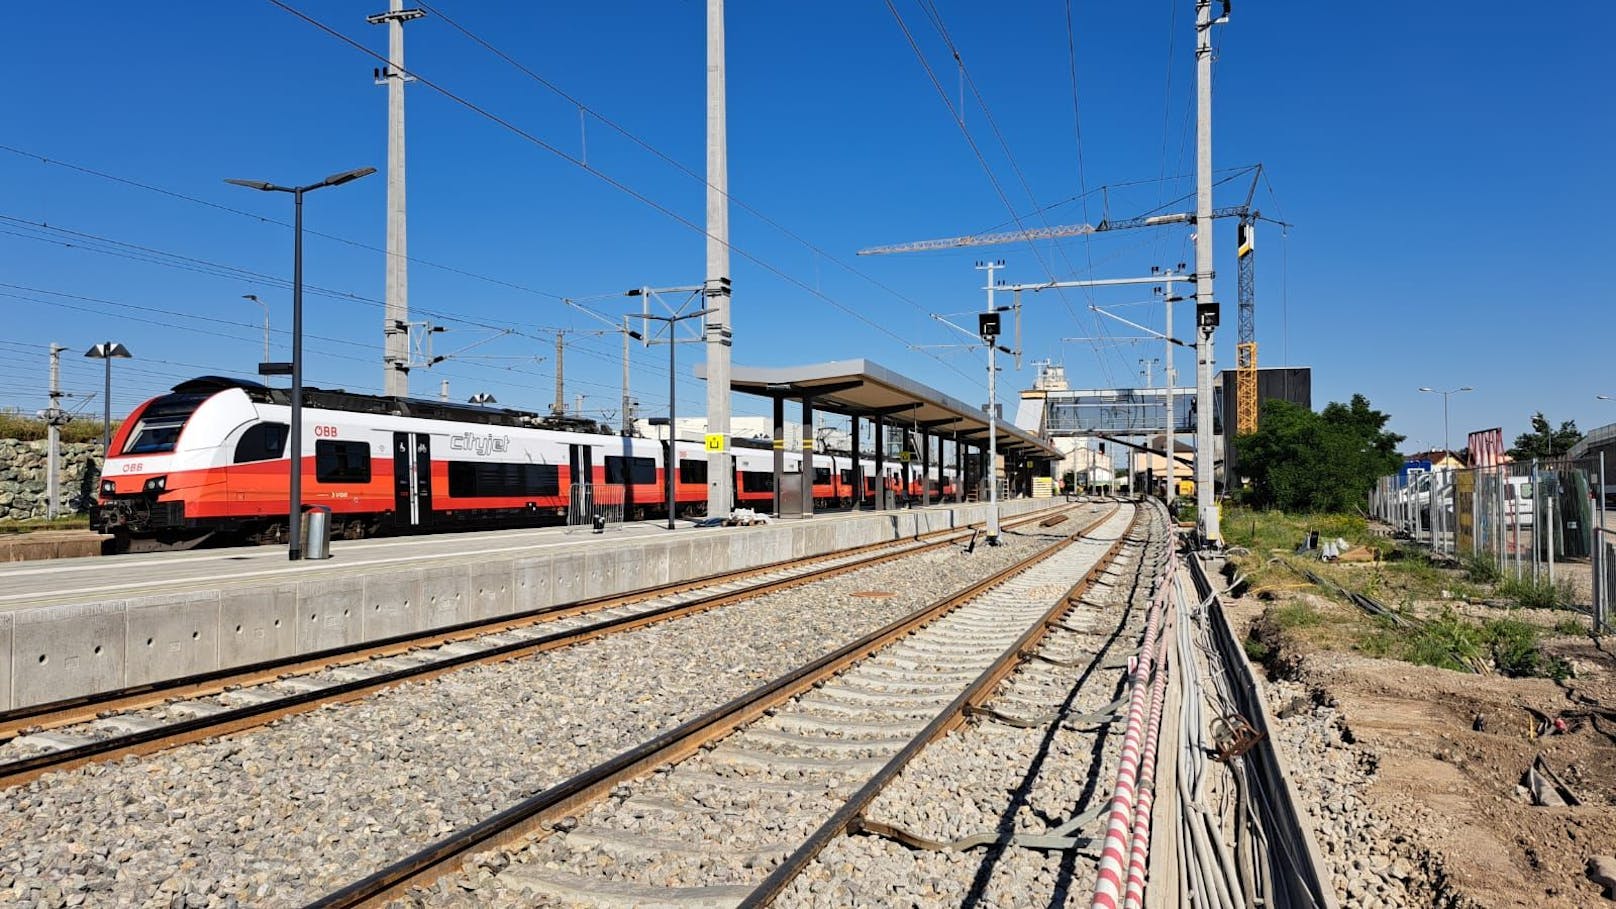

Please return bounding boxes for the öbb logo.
[449,432,511,456]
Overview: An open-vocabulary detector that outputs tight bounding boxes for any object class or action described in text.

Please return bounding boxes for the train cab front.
[90,389,209,547]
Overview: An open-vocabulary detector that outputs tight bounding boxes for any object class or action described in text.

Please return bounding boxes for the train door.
[392,431,432,528]
[568,443,595,517]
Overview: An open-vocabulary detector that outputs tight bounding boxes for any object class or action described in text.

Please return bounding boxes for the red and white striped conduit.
[1122,610,1174,909]
[1090,547,1177,909]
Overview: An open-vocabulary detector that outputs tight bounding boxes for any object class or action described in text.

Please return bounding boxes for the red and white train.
[92,377,958,549]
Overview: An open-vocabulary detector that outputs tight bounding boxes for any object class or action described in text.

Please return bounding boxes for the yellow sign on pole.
[704,433,726,453]
[899,451,912,462]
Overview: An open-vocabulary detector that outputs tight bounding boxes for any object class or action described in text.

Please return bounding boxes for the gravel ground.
[771,509,1163,909]
[411,505,1137,908]
[0,510,1101,908]
[1267,679,1454,909]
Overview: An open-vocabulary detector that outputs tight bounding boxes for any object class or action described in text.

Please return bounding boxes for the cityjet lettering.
[449,433,511,456]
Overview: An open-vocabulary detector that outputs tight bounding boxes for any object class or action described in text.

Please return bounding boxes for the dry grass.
[0,412,115,444]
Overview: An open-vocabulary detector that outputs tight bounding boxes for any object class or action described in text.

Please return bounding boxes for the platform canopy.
[696,358,1061,460]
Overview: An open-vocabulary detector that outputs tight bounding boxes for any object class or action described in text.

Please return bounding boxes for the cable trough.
[1172,552,1338,908]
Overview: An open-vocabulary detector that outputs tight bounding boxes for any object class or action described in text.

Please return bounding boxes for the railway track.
[0,502,1081,789]
[303,502,1144,907]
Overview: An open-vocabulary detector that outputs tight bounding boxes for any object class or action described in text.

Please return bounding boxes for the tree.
[1507,412,1582,460]
[1235,394,1405,513]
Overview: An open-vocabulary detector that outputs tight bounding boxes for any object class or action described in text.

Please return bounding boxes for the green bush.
[1484,618,1543,677]
[1403,609,1484,672]
[1552,615,1586,636]
[1461,553,1501,584]
[1498,575,1576,610]
[1242,637,1270,662]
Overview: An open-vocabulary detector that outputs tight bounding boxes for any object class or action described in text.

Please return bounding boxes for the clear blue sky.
[2,1,1611,455]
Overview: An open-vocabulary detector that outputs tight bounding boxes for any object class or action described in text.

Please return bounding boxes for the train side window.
[315,440,371,483]
[741,471,774,492]
[448,461,559,497]
[604,455,656,484]
[678,460,708,484]
[814,467,832,484]
[840,469,853,484]
[233,422,288,463]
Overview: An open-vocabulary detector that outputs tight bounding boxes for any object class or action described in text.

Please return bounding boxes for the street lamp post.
[244,294,270,361]
[227,167,376,560]
[640,308,712,530]
[1418,385,1474,457]
[83,342,132,456]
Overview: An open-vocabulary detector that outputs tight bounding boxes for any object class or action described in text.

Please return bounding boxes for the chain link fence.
[1371,454,1611,630]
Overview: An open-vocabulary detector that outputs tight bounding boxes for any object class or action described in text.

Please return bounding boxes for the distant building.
[1403,449,1468,472]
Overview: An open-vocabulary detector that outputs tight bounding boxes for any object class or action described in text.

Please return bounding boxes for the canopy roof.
[696,358,1061,460]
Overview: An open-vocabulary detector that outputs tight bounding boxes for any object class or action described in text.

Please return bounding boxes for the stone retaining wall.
[0,439,103,521]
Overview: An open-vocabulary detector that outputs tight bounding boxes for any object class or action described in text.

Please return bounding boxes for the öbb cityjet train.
[93,377,956,550]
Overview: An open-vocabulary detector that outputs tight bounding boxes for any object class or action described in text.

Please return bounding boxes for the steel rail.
[738,506,1147,908]
[0,505,1077,788]
[0,503,1075,739]
[304,504,1127,909]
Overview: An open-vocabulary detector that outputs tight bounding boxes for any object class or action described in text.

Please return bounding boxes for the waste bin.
[301,505,334,560]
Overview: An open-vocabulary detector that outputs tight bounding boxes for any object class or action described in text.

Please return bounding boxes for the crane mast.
[1236,215,1258,435]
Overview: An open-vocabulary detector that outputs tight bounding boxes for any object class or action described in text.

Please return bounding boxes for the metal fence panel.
[566,483,627,530]
[1372,457,1610,608]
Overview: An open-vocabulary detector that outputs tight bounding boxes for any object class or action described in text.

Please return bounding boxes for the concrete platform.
[0,530,111,563]
[0,499,1062,710]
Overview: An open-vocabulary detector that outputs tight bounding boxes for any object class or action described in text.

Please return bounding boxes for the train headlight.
[100,479,116,496]
[143,476,167,493]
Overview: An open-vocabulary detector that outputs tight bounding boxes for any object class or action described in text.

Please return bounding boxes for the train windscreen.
[121,393,209,455]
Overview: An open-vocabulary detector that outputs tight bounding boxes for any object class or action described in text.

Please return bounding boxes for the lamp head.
[321,166,376,188]
[84,342,132,359]
[224,178,275,192]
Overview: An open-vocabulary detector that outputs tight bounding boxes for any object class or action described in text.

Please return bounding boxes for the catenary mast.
[703,0,734,516]
[369,0,424,397]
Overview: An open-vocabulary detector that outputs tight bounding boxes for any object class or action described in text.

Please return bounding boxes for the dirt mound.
[1273,639,1616,907]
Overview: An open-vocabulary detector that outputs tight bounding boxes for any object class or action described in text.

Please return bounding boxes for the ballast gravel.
[1268,678,1441,909]
[773,519,1163,909]
[411,506,1140,908]
[0,518,1084,908]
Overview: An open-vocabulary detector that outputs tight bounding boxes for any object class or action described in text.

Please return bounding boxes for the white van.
[1504,477,1534,528]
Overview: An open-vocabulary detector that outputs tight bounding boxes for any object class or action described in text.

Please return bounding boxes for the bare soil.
[1227,593,1616,908]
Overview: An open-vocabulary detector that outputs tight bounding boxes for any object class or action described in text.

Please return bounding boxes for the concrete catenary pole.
[1193,0,1224,543]
[46,343,65,519]
[1163,277,1175,508]
[369,1,424,398]
[621,316,634,436]
[553,330,566,415]
[977,260,1002,545]
[704,0,735,517]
